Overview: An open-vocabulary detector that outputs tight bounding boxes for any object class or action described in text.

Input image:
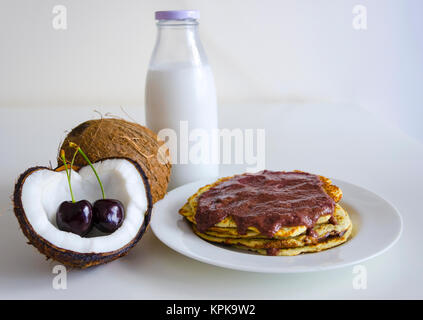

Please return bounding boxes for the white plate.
[151,178,403,273]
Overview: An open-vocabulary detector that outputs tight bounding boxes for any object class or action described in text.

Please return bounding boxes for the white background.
[0,0,422,140]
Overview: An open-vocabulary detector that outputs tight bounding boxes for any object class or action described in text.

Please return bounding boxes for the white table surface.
[0,103,421,299]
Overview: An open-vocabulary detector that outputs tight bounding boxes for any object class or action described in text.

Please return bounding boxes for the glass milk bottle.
[145,10,219,189]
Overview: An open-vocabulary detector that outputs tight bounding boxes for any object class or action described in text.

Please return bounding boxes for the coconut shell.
[13,158,153,268]
[59,118,171,203]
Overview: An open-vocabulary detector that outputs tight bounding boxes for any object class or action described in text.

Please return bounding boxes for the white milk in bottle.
[145,10,219,189]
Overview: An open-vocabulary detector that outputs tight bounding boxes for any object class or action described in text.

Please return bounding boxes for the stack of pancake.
[179,171,352,256]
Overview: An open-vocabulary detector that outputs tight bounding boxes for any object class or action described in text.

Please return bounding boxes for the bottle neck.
[149,19,208,68]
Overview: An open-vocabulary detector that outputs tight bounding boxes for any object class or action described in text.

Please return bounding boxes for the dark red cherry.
[93,199,124,233]
[56,200,93,236]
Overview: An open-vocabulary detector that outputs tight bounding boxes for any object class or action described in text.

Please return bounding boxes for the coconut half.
[13,157,153,268]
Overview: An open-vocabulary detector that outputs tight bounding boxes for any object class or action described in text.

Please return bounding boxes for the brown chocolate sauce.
[329,215,338,225]
[264,229,347,256]
[196,171,335,238]
[317,229,348,242]
[266,248,280,256]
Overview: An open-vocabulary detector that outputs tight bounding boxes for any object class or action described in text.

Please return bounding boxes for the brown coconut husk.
[58,118,171,203]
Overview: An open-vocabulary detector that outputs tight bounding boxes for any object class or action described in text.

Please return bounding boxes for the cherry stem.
[60,150,75,203]
[69,148,78,181]
[69,142,106,199]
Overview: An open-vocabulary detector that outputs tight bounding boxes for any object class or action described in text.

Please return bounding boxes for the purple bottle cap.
[155,10,200,20]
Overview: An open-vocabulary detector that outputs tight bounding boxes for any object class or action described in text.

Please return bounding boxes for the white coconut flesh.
[20,159,148,253]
